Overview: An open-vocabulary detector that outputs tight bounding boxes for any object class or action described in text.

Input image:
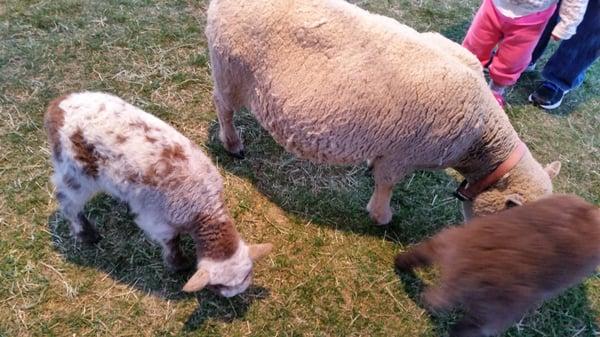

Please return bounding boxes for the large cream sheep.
[45,92,272,297]
[205,0,561,224]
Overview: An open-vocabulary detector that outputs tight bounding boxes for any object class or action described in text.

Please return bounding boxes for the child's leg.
[462,0,502,67]
[489,6,557,87]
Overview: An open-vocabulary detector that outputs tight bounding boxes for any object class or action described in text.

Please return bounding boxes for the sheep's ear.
[182,269,210,292]
[544,161,561,179]
[505,194,525,209]
[249,243,273,261]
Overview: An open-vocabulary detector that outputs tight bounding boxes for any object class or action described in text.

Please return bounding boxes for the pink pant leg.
[462,0,502,67]
[489,5,556,86]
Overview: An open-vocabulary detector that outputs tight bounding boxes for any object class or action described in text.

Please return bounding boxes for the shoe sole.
[528,94,563,110]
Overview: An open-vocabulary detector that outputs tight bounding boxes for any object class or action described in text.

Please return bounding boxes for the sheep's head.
[462,155,561,221]
[182,242,272,297]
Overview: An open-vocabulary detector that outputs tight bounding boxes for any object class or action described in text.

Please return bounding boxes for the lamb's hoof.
[166,256,194,273]
[228,150,245,160]
[76,229,102,245]
[74,213,102,245]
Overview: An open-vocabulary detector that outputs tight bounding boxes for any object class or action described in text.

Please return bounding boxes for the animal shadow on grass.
[395,265,600,336]
[206,110,463,245]
[48,195,270,329]
[183,285,270,331]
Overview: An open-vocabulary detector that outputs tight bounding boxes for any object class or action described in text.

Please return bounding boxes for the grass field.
[0,0,598,336]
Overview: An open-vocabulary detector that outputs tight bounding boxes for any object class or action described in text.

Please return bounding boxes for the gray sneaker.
[528,82,565,110]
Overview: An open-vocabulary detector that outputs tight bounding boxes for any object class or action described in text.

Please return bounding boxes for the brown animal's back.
[436,194,600,311]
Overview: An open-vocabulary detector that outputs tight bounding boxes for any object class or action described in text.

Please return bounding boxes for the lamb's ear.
[182,269,210,292]
[249,243,273,261]
[544,161,561,179]
[505,194,525,209]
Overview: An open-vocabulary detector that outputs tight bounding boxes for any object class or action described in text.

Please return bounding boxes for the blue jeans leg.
[530,2,560,64]
[541,0,600,92]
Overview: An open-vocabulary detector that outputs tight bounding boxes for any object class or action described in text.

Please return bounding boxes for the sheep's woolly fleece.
[45,92,271,297]
[206,0,560,223]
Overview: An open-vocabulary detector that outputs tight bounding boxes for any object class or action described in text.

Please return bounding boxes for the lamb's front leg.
[366,158,406,225]
[134,213,191,272]
[162,234,192,272]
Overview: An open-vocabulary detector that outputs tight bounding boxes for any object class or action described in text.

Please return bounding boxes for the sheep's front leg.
[367,183,394,224]
[214,94,244,159]
[366,158,406,225]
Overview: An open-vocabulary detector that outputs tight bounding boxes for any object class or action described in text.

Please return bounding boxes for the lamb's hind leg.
[54,173,101,244]
[366,157,407,225]
[214,93,244,159]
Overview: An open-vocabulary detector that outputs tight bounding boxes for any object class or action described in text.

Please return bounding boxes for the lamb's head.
[462,152,561,220]
[182,242,272,297]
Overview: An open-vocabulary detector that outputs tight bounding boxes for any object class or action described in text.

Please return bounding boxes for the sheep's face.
[461,161,561,221]
[182,242,273,297]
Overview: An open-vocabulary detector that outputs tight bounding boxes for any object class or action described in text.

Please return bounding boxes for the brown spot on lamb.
[45,91,273,297]
[161,143,187,161]
[129,120,152,133]
[205,0,560,224]
[395,194,600,337]
[69,128,101,178]
[44,94,68,161]
[115,134,128,144]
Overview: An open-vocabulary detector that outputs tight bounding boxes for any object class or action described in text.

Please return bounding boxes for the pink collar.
[454,141,528,201]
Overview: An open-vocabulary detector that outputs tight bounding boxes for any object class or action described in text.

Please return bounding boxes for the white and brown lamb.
[205,0,561,224]
[45,91,272,297]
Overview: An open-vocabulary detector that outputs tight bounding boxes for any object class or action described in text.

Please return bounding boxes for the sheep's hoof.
[366,199,393,225]
[365,163,374,175]
[367,206,393,225]
[228,150,245,160]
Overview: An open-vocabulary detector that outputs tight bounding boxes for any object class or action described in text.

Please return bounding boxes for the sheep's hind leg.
[366,158,407,225]
[214,94,244,159]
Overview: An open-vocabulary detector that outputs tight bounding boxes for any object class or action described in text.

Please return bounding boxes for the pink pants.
[462,0,557,86]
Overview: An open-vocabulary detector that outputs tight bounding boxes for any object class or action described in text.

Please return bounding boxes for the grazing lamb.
[205,0,561,224]
[395,194,600,337]
[45,92,272,297]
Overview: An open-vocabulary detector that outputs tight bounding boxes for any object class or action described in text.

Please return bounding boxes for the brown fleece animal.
[395,194,600,337]
[205,0,560,224]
